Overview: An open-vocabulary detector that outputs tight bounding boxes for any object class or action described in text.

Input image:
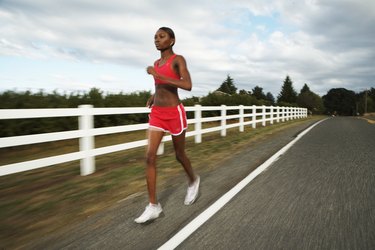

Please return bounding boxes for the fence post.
[195,104,202,143]
[239,105,244,132]
[276,106,280,123]
[157,139,165,155]
[292,107,295,120]
[79,105,95,176]
[290,107,293,120]
[252,105,256,129]
[270,106,274,125]
[221,105,227,136]
[262,105,266,127]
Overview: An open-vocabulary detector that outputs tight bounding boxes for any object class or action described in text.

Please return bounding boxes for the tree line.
[1,75,374,137]
[209,75,374,117]
[0,89,152,137]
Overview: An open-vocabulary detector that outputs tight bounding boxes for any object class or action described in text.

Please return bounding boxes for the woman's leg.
[173,131,200,205]
[146,129,165,204]
[172,131,196,184]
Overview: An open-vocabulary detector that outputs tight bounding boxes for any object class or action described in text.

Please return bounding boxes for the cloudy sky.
[1,0,374,99]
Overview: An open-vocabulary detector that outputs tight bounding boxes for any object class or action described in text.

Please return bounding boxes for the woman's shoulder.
[173,54,187,64]
[174,54,184,59]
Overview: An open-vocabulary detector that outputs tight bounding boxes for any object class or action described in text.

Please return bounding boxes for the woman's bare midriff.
[153,84,180,107]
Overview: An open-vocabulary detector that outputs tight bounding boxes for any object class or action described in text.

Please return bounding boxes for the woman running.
[135,27,200,224]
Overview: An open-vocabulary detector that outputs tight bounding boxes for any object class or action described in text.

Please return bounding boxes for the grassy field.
[0,116,324,248]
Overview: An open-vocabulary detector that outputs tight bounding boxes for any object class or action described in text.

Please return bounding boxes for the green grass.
[0,116,325,248]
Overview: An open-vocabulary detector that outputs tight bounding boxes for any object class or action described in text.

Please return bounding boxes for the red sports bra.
[153,54,180,84]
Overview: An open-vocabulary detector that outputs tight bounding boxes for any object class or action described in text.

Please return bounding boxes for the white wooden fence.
[0,105,307,177]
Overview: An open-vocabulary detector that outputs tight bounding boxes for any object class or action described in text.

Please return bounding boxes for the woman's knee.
[146,152,157,165]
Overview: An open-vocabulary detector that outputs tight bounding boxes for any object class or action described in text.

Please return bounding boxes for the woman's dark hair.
[159,27,175,39]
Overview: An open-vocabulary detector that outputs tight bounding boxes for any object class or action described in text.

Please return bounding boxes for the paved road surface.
[28,117,375,249]
[179,117,375,249]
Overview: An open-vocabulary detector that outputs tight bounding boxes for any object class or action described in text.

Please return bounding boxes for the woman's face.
[154,29,174,51]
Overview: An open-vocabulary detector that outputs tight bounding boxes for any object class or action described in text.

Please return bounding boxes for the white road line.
[158,118,327,250]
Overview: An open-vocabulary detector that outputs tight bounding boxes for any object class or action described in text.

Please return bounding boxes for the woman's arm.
[146,94,154,108]
[146,55,192,91]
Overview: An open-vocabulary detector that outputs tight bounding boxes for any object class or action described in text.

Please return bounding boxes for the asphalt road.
[28,117,375,250]
[179,116,375,249]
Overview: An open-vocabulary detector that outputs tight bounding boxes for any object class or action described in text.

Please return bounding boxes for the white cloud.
[0,0,374,98]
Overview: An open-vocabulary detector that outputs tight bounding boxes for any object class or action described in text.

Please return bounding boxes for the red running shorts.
[149,103,188,136]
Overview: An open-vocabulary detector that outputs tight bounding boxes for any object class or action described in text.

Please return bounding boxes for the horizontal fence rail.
[0,105,307,176]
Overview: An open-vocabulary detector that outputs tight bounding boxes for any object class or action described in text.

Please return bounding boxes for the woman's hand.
[146,94,154,108]
[146,66,157,77]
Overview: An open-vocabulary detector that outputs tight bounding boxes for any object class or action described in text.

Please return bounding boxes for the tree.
[297,84,324,114]
[266,92,275,105]
[368,88,375,112]
[356,88,375,114]
[323,88,356,116]
[85,88,105,107]
[277,75,298,105]
[252,86,267,100]
[239,89,251,95]
[216,75,237,95]
[182,96,200,106]
[300,84,310,94]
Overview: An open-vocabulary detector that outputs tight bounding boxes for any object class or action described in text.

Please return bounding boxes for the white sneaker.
[184,176,200,205]
[134,203,163,224]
